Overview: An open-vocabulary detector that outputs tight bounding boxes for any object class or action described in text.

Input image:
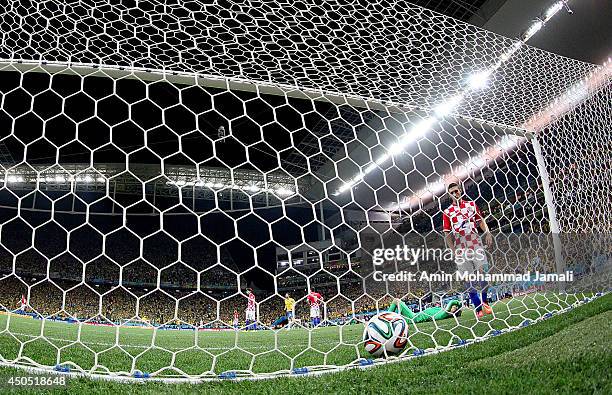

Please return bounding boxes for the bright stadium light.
[434,95,463,118]
[335,177,360,195]
[523,20,544,41]
[402,117,437,143]
[164,179,295,196]
[335,117,439,196]
[275,187,294,196]
[337,173,366,194]
[335,1,571,196]
[388,142,403,155]
[467,70,491,90]
[375,153,390,165]
[365,163,377,173]
[84,175,94,182]
[544,1,564,21]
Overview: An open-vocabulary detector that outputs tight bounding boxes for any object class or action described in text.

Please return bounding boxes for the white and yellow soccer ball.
[363,312,408,357]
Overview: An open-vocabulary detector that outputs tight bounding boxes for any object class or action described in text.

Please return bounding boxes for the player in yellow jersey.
[284,293,296,329]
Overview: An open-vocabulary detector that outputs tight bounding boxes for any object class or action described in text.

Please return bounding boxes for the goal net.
[0,0,609,381]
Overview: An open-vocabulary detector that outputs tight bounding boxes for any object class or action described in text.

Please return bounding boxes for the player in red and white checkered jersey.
[245,288,257,330]
[307,289,323,327]
[443,182,493,317]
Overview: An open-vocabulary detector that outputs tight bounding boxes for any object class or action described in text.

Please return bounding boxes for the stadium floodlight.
[334,181,355,196]
[375,153,390,166]
[365,163,377,173]
[84,175,94,182]
[334,0,571,197]
[275,188,294,196]
[7,176,23,183]
[434,95,463,118]
[388,142,403,156]
[522,20,544,41]
[336,174,365,195]
[402,117,437,143]
[566,83,589,103]
[467,70,491,90]
[543,1,565,21]
[335,115,440,197]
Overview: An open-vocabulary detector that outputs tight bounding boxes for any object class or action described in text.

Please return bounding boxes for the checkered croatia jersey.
[442,200,483,250]
[247,293,256,310]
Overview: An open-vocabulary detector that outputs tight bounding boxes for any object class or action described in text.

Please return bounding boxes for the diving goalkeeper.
[389,299,462,323]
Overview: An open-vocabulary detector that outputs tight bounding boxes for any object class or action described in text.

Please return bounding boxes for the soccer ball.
[363,312,408,357]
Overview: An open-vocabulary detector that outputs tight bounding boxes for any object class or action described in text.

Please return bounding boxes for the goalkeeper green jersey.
[389,299,462,323]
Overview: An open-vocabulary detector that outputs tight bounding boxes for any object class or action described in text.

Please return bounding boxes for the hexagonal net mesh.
[0,0,610,382]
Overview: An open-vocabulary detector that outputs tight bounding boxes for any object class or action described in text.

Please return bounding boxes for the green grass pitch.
[0,292,609,394]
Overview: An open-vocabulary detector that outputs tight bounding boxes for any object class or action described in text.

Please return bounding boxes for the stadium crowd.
[0,267,437,329]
